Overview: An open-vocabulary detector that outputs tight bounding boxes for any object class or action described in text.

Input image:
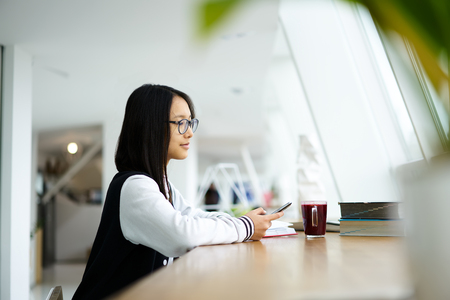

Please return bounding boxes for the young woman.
[72,84,283,299]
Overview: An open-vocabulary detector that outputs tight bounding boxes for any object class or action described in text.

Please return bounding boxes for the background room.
[1,0,448,299]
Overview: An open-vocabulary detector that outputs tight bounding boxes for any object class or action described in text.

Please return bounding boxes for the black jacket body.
[72,171,168,300]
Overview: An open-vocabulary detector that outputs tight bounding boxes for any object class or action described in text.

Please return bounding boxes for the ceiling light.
[67,142,78,154]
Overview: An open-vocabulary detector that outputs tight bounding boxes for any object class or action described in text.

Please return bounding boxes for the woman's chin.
[169,154,189,162]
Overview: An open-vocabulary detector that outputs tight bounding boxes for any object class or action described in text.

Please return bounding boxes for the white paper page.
[269,220,293,229]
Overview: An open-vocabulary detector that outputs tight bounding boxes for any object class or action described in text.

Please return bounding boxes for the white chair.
[196,163,250,214]
[45,286,63,300]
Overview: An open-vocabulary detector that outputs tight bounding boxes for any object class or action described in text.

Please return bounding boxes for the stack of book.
[338,202,405,237]
[289,220,340,232]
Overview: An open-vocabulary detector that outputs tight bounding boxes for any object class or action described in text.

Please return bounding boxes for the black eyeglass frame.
[168,118,199,134]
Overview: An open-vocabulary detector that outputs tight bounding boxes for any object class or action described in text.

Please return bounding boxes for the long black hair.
[115,84,195,200]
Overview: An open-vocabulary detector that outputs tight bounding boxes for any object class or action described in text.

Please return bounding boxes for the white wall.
[1,45,33,300]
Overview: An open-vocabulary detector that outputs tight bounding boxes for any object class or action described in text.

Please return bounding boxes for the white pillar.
[1,45,33,300]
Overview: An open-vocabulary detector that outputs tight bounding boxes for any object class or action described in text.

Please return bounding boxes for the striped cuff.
[238,216,254,241]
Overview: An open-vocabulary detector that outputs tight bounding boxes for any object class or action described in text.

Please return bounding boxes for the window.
[357,5,424,162]
[404,42,449,151]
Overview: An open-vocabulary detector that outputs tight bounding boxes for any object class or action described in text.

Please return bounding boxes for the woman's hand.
[245,207,284,240]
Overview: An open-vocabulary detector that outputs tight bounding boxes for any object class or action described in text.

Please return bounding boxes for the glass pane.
[422,56,449,141]
[406,42,450,151]
[358,6,423,161]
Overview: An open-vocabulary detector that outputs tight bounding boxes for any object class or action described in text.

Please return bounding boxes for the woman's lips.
[181,143,190,149]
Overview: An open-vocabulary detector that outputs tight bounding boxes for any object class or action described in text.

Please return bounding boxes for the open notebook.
[263,220,298,238]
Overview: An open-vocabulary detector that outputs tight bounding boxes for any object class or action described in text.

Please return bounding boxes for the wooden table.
[112,232,414,300]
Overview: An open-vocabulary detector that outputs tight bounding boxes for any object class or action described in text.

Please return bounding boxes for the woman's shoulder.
[114,171,150,180]
[112,171,156,189]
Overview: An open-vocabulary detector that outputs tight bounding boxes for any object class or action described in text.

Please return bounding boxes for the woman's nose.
[184,126,194,138]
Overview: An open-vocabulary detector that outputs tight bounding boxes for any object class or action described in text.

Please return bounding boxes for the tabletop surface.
[111,232,414,300]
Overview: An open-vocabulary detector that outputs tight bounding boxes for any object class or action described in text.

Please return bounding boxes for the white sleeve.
[119,175,254,258]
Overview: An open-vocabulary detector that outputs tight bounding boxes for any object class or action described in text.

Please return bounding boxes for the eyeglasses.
[168,118,199,134]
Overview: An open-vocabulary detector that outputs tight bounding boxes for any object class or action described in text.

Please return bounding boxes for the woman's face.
[167,96,194,164]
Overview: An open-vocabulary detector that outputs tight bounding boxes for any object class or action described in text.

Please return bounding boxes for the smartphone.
[271,202,292,214]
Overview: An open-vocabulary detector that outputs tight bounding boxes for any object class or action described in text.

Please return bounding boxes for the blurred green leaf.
[197,0,247,37]
[230,205,252,217]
